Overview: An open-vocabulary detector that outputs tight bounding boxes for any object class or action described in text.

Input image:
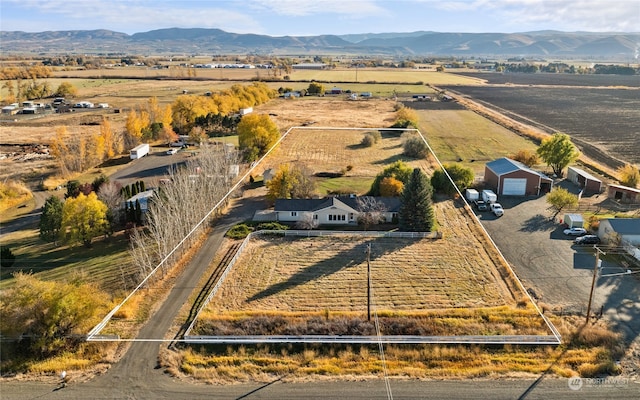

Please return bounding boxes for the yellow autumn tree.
[50,126,71,176]
[380,176,404,197]
[89,129,106,167]
[100,116,117,158]
[60,192,109,247]
[0,272,111,357]
[618,164,640,188]
[237,113,280,162]
[126,109,145,142]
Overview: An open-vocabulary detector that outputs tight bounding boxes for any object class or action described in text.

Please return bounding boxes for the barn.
[567,166,603,194]
[484,157,553,196]
[607,184,640,204]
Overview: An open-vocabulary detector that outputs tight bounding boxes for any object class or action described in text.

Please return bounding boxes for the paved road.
[2,374,638,399]
[110,147,191,187]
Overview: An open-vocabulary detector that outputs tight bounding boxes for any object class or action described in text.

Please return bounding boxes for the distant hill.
[1,28,638,59]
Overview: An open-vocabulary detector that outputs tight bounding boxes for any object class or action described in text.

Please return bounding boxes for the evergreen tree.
[399,168,435,232]
[0,246,16,268]
[39,196,64,243]
[135,199,143,224]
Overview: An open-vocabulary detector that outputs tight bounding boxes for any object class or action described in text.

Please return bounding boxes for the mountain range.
[1,28,638,59]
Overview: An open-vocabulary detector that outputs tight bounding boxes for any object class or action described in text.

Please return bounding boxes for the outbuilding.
[567,166,603,194]
[607,184,640,204]
[597,218,640,246]
[484,157,552,196]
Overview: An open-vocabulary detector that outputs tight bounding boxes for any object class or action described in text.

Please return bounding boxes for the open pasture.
[415,109,540,175]
[208,225,515,315]
[290,68,486,86]
[256,124,434,195]
[192,113,551,337]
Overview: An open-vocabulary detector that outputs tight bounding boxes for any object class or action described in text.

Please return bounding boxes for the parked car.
[474,199,488,211]
[563,227,587,236]
[574,235,600,245]
[490,203,504,216]
[166,148,179,155]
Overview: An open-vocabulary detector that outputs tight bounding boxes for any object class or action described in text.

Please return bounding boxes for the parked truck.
[130,143,150,160]
[482,189,498,203]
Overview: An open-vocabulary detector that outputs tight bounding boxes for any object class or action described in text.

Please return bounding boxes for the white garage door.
[502,178,527,195]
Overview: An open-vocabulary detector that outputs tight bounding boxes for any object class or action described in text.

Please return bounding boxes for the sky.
[1,0,638,36]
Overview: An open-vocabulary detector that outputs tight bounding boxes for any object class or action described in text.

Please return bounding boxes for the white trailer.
[563,213,584,228]
[482,189,497,203]
[130,143,150,160]
[465,189,479,202]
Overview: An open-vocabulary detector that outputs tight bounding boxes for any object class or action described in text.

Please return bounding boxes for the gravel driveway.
[476,186,640,348]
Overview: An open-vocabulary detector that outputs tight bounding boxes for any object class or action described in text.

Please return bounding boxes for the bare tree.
[97,181,123,224]
[295,212,318,230]
[128,143,240,281]
[357,196,387,230]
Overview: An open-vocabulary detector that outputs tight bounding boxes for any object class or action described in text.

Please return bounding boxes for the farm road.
[89,190,267,395]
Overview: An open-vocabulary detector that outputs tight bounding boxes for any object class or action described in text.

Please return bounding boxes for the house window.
[291,212,297,217]
[328,214,346,221]
[314,214,318,220]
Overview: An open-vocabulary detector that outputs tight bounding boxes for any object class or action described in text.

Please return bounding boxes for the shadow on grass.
[0,233,130,283]
[246,236,416,303]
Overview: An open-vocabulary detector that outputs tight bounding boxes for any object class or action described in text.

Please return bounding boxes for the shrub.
[361,134,375,147]
[256,222,288,231]
[403,135,429,158]
[226,224,254,239]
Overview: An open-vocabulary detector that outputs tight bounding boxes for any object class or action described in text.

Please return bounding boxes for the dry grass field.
[193,119,548,336]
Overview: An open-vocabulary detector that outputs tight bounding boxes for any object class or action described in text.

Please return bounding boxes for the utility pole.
[366,242,371,322]
[586,246,605,323]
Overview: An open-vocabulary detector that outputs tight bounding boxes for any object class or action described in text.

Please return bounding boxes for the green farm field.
[416,109,539,175]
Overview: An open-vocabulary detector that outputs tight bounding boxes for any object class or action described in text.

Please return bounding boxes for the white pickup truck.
[490,203,504,217]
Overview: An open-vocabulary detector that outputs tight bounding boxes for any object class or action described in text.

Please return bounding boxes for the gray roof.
[486,157,552,181]
[568,166,602,183]
[604,218,640,235]
[275,196,401,213]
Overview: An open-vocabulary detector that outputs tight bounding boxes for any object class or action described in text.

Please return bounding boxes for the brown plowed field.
[442,73,640,167]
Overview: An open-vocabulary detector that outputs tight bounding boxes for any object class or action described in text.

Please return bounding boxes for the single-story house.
[597,218,640,245]
[567,166,603,194]
[273,196,401,225]
[125,189,155,217]
[484,157,553,196]
[607,184,640,204]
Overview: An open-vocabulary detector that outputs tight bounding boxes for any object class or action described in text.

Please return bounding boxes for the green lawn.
[0,229,133,292]
[417,110,539,175]
[316,176,374,196]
